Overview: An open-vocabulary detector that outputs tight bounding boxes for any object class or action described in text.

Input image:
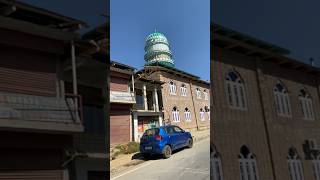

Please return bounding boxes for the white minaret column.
[154,88,159,112]
[143,84,148,110]
[133,113,138,142]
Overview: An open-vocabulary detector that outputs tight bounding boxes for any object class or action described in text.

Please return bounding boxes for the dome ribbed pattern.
[144,31,174,67]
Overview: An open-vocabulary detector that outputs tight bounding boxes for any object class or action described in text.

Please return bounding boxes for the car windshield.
[144,128,159,136]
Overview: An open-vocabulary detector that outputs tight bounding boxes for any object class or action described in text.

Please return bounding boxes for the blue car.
[140,125,193,159]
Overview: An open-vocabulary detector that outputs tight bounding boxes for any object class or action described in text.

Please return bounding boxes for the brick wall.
[212,46,320,180]
[156,71,210,131]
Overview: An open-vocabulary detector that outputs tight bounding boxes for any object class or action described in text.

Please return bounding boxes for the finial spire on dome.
[154,28,157,33]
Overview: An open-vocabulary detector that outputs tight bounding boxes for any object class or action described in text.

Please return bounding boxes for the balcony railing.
[0,92,83,132]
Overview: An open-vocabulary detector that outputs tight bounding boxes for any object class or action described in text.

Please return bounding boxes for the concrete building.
[132,76,164,141]
[211,23,320,180]
[0,1,107,179]
[69,22,109,180]
[110,61,135,145]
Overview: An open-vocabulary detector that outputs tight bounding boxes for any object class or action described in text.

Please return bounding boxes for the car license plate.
[145,146,152,150]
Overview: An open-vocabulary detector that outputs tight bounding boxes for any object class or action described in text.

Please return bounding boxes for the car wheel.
[187,138,193,148]
[163,145,172,159]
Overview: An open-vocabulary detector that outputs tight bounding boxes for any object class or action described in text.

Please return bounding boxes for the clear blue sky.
[22,0,108,34]
[111,0,210,81]
[213,0,320,67]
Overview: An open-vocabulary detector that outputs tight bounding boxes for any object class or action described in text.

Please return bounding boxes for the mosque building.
[132,31,210,141]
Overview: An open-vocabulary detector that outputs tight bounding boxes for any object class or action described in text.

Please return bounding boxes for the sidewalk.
[110,128,210,177]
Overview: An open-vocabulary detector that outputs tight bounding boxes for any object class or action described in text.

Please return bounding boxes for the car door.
[165,126,180,150]
[173,126,187,148]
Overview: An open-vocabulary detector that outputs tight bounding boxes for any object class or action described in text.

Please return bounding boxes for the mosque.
[132,31,211,141]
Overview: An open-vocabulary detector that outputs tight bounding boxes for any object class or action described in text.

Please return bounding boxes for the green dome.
[144,31,174,67]
[146,32,167,41]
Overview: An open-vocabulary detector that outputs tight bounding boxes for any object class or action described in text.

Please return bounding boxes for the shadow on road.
[131,147,189,161]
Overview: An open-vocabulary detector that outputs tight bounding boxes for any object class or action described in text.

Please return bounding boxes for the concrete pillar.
[131,74,135,93]
[154,88,159,112]
[129,112,132,141]
[159,115,163,127]
[71,40,79,123]
[143,84,148,110]
[133,113,138,142]
[152,90,156,111]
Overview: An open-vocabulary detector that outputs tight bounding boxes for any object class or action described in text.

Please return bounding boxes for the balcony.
[110,91,136,104]
[0,92,83,133]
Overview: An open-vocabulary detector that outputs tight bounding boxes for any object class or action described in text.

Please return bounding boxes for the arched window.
[181,84,187,96]
[287,147,304,180]
[274,82,291,117]
[200,108,205,121]
[211,146,223,180]
[172,106,180,122]
[299,89,314,120]
[204,90,208,100]
[312,154,320,180]
[169,81,176,95]
[196,88,202,99]
[184,107,191,121]
[225,71,246,110]
[239,145,259,180]
[205,106,210,121]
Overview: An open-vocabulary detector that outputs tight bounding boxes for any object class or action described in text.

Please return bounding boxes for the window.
[184,108,191,121]
[312,155,320,180]
[165,126,174,134]
[169,81,176,95]
[173,126,184,133]
[172,106,180,122]
[225,71,247,110]
[307,139,318,150]
[274,82,291,117]
[239,145,259,180]
[200,108,205,121]
[181,84,187,96]
[204,90,208,100]
[211,146,223,180]
[287,147,304,180]
[196,88,202,99]
[299,89,314,120]
[205,106,210,121]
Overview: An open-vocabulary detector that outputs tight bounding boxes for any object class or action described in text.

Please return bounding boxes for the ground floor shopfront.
[110,104,132,145]
[132,111,163,142]
[0,132,71,180]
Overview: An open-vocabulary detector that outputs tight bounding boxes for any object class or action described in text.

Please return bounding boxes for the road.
[111,138,210,180]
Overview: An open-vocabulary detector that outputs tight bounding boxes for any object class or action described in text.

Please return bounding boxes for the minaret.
[144,30,174,67]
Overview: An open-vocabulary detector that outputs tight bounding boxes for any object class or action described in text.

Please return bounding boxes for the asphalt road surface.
[111,138,210,180]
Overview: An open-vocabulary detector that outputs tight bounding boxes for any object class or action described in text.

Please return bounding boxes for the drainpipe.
[190,81,199,131]
[255,58,277,180]
[71,40,79,123]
